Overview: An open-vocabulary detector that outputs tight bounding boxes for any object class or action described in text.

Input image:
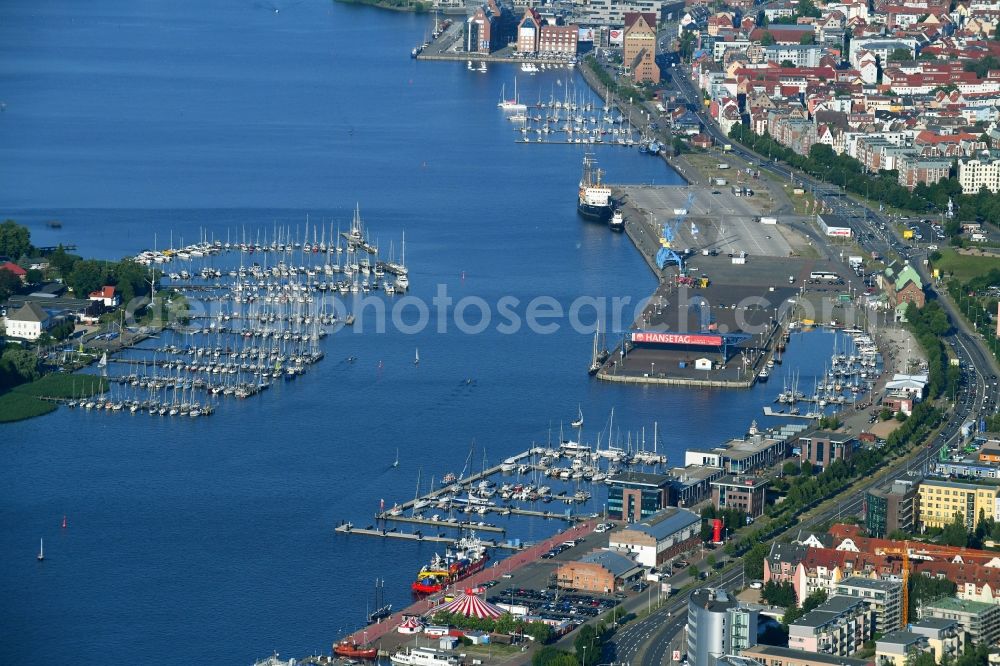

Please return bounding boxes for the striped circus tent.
[397,616,424,634]
[435,592,503,619]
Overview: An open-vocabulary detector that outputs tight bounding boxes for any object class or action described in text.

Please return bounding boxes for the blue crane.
[655,191,695,271]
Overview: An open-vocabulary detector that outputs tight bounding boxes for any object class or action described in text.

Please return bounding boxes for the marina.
[67,209,411,417]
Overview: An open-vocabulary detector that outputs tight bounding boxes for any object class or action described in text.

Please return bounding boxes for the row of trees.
[724,400,944,576]
[728,125,1000,227]
[944,266,1000,366]
[699,506,747,540]
[429,610,553,644]
[530,622,608,666]
[905,301,960,400]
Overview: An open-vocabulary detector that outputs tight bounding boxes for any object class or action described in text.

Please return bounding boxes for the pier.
[333,524,525,551]
[337,521,599,649]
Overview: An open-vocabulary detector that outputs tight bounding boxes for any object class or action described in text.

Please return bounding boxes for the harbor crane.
[656,191,696,271]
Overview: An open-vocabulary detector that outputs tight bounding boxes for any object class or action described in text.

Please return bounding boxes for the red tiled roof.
[0,261,26,277]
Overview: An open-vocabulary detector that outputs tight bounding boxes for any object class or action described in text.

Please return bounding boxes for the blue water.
[0,1,841,662]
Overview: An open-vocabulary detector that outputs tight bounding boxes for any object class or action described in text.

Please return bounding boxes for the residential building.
[909,618,963,664]
[538,24,578,55]
[739,645,874,666]
[607,472,671,522]
[835,577,904,634]
[555,549,643,593]
[687,588,759,666]
[917,478,1000,530]
[88,285,120,308]
[623,12,658,84]
[608,507,701,567]
[896,155,952,190]
[881,264,925,320]
[920,597,1000,647]
[711,475,769,520]
[763,45,825,68]
[3,301,51,340]
[799,430,857,472]
[958,155,1000,194]
[516,8,541,53]
[574,0,663,27]
[465,0,515,54]
[874,631,930,666]
[787,596,873,657]
[865,479,918,538]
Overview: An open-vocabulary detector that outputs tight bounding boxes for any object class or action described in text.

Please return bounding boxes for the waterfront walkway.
[342,520,597,648]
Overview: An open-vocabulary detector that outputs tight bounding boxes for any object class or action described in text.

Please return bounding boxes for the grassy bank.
[933,248,1000,283]
[0,374,109,424]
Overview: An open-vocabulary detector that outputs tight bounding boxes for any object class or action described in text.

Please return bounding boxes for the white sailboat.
[393,448,400,468]
[571,405,583,429]
[37,538,44,561]
[414,348,420,366]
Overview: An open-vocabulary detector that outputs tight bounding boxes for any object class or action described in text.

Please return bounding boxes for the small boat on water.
[37,538,44,561]
[571,405,583,429]
[391,647,461,666]
[609,209,624,232]
[334,639,378,660]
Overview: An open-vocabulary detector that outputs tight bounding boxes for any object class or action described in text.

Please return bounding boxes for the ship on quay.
[577,154,613,223]
[411,534,488,594]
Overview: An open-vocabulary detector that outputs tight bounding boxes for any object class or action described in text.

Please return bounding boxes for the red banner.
[632,332,723,346]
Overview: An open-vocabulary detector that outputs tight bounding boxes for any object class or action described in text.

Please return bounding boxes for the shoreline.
[334,0,432,13]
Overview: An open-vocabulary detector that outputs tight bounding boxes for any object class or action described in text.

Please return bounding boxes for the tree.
[799,33,814,45]
[887,48,912,62]
[796,0,820,18]
[25,268,43,285]
[964,55,1000,78]
[47,245,78,278]
[534,647,576,666]
[780,59,795,68]
[762,581,797,607]
[67,259,110,298]
[706,554,717,569]
[783,588,827,625]
[909,573,957,620]
[879,407,893,421]
[782,461,800,476]
[0,268,21,301]
[688,564,700,579]
[0,220,31,259]
[760,31,775,46]
[1,347,41,384]
[744,541,770,580]
[574,623,603,666]
[941,514,970,547]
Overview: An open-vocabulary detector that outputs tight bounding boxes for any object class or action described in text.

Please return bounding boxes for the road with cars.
[598,64,1000,666]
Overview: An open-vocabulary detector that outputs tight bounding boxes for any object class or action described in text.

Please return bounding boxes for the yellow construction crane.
[877,545,911,627]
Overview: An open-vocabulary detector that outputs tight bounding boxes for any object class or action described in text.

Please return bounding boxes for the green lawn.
[0,391,57,423]
[0,373,108,424]
[933,248,1000,283]
[12,373,107,399]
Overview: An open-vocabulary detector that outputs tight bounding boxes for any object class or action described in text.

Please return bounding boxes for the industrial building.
[608,507,700,567]
[555,549,643,593]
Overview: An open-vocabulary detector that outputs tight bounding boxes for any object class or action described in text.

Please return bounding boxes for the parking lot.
[621,185,793,258]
